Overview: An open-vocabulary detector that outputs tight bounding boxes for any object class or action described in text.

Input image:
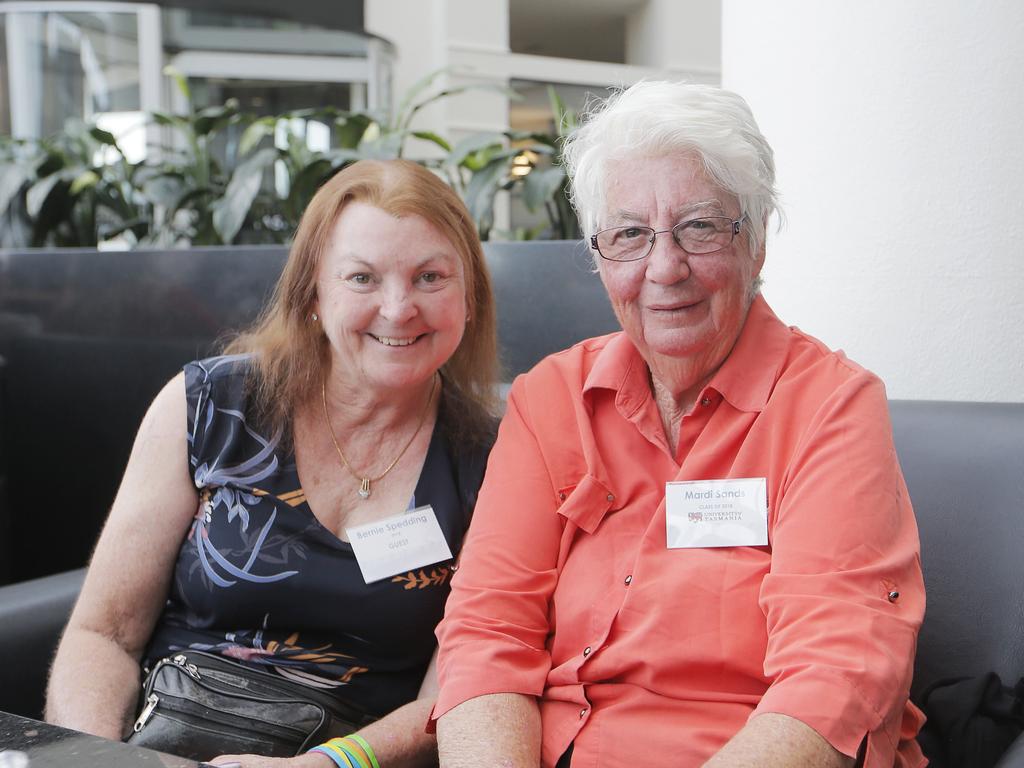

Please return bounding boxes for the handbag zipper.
[171,653,200,678]
[133,693,159,733]
[154,691,310,740]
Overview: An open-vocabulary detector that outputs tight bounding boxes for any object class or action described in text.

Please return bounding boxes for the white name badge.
[346,505,453,584]
[665,477,768,549]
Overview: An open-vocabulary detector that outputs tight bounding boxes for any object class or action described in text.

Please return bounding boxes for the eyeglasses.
[590,216,745,262]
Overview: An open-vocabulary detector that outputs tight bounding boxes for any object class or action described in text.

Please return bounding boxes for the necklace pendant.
[358,478,372,500]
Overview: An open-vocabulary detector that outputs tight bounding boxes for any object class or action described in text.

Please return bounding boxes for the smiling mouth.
[650,299,702,312]
[370,333,424,347]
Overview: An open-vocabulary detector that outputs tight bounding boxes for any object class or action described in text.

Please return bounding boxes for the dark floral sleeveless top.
[145,354,492,718]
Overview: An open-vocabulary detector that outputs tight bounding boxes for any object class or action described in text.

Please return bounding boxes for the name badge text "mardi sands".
[665,477,768,549]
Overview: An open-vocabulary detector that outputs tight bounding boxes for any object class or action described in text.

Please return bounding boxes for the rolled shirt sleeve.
[433,376,561,717]
[755,371,925,761]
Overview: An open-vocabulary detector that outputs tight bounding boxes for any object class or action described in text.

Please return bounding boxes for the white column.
[722,0,1024,402]
[365,0,451,141]
[7,13,43,138]
[626,0,721,79]
[365,0,512,229]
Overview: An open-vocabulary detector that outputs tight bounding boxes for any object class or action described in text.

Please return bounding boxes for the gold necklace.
[321,374,438,500]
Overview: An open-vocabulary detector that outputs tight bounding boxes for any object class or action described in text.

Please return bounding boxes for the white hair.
[562,81,780,254]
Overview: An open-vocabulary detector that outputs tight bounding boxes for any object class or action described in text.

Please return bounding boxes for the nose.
[645,230,691,285]
[379,283,418,324]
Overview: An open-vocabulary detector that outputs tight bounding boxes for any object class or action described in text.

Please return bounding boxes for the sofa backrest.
[888,400,1024,698]
[0,242,617,582]
[2,243,1021,712]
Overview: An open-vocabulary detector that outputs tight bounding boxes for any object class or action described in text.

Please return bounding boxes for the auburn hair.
[225,159,500,447]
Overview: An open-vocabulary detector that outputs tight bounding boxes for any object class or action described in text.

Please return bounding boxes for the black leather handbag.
[126,650,375,761]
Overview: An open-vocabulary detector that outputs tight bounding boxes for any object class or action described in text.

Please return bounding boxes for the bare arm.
[703,713,855,768]
[437,693,540,768]
[45,373,198,739]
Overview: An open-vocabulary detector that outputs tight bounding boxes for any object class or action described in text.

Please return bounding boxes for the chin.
[643,328,715,359]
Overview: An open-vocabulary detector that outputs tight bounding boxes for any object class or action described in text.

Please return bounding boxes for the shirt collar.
[583,332,651,416]
[583,294,789,414]
[707,294,788,413]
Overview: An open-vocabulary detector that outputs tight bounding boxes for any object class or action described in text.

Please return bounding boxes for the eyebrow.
[336,252,457,271]
[607,199,727,225]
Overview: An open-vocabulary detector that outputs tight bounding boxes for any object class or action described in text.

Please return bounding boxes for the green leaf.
[358,132,403,160]
[285,157,332,219]
[88,126,119,147]
[548,85,578,136]
[26,173,64,218]
[151,111,188,129]
[239,117,277,156]
[194,100,240,137]
[211,147,278,243]
[70,170,100,196]
[325,148,366,168]
[163,65,192,101]
[402,82,513,132]
[395,68,449,128]
[141,173,187,208]
[520,166,566,213]
[447,132,507,169]
[335,113,374,148]
[463,156,511,236]
[410,131,452,152]
[98,216,148,241]
[0,162,31,214]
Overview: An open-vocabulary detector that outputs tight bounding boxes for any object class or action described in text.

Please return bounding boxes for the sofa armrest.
[0,568,85,719]
[997,733,1024,768]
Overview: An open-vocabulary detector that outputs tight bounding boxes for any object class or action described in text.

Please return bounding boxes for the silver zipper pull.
[132,693,159,732]
[171,654,201,678]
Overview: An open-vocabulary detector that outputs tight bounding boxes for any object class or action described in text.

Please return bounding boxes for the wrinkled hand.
[203,752,332,768]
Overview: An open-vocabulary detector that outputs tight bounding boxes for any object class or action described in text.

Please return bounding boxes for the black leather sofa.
[0,242,1021,763]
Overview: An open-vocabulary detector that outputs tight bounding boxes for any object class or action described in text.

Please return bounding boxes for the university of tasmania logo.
[688,511,703,523]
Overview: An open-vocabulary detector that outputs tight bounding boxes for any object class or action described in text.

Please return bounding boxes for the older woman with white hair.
[431,82,926,767]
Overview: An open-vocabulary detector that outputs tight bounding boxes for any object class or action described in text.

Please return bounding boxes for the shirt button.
[624,574,632,585]
[558,491,566,501]
[605,493,614,502]
[579,708,588,718]
[583,646,591,657]
[701,396,712,406]
[888,590,900,602]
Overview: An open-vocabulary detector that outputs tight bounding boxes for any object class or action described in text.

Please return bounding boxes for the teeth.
[374,335,418,347]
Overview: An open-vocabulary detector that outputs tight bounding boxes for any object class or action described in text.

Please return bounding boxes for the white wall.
[722,0,1024,402]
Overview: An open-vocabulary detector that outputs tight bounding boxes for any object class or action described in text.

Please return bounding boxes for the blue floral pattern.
[143,354,491,717]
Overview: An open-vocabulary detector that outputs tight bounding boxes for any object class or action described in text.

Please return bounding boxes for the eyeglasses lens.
[595,217,737,261]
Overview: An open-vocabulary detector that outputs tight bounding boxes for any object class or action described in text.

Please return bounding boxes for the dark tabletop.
[0,711,198,767]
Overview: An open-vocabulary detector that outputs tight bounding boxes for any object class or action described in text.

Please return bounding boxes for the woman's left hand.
[203,752,333,768]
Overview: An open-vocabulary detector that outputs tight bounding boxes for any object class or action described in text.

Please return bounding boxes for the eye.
[620,226,647,239]
[347,272,374,286]
[418,271,440,284]
[686,218,714,230]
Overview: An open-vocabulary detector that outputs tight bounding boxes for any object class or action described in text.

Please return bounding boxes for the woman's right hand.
[45,373,200,739]
[204,753,334,768]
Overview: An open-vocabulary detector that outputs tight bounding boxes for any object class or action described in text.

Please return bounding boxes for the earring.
[311,313,319,322]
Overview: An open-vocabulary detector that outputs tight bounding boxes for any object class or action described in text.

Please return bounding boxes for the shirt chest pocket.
[554,473,617,534]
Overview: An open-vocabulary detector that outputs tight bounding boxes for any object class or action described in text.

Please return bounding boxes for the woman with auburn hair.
[46,159,500,768]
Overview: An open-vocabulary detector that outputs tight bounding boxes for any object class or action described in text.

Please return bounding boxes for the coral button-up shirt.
[433,296,926,768]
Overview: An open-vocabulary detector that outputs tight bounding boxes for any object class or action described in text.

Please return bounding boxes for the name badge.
[665,477,768,549]
[346,505,453,584]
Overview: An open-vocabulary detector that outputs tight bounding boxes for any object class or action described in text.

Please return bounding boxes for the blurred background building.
[1,0,1021,401]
